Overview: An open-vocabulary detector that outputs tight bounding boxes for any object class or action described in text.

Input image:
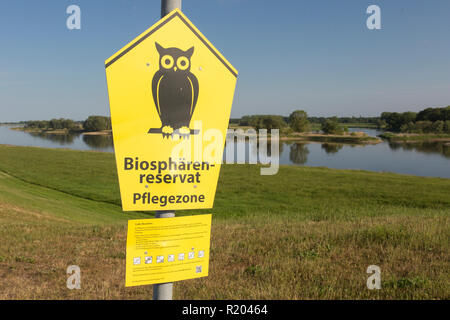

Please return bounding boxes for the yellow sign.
[125,214,212,287]
[105,9,238,211]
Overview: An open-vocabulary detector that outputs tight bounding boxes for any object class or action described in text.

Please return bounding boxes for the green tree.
[288,110,310,132]
[381,112,417,132]
[49,118,63,129]
[400,121,416,133]
[321,117,343,134]
[83,116,112,132]
[61,119,78,130]
[413,121,433,133]
[239,116,252,126]
[259,116,286,130]
[416,106,450,122]
[243,115,286,130]
[444,121,450,134]
[431,120,444,134]
[377,119,387,129]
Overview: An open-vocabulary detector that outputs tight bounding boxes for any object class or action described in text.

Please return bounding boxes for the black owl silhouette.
[149,42,199,139]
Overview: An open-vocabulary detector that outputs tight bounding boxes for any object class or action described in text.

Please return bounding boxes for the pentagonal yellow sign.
[105,9,237,211]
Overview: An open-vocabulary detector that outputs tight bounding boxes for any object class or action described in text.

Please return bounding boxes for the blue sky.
[0,0,449,122]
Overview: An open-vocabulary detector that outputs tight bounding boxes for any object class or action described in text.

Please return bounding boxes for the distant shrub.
[381,106,450,133]
[83,116,112,132]
[445,121,450,134]
[238,115,286,130]
[24,119,80,130]
[431,120,445,134]
[288,110,310,132]
[281,127,294,136]
[321,118,343,135]
[381,111,417,132]
[401,121,437,134]
[49,118,79,130]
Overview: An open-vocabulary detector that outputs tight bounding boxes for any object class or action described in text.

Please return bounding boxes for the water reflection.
[228,139,285,164]
[321,143,344,154]
[289,143,309,164]
[264,141,284,157]
[28,132,81,145]
[18,128,450,161]
[22,130,114,151]
[82,134,114,149]
[388,141,450,159]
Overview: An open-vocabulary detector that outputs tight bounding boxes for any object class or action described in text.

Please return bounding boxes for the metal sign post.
[152,211,175,300]
[152,0,181,301]
[161,0,182,18]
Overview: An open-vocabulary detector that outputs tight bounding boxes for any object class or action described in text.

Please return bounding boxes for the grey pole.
[153,209,175,300]
[152,0,182,301]
[161,0,182,17]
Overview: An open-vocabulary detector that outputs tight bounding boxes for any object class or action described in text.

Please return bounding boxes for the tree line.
[380,106,450,133]
[22,105,450,135]
[235,105,450,135]
[308,116,378,124]
[24,116,112,132]
[237,112,356,135]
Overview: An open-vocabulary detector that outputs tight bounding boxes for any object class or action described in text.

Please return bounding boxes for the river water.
[1,125,449,178]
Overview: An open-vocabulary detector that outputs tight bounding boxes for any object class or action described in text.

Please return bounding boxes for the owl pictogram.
[149,42,199,139]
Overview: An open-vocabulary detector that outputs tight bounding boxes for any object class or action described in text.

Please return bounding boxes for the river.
[1,125,449,178]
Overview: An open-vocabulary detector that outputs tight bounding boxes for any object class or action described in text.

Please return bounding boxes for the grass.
[0,145,448,299]
[380,132,450,142]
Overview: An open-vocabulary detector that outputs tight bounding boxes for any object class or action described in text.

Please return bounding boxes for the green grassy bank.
[380,132,450,142]
[0,145,448,299]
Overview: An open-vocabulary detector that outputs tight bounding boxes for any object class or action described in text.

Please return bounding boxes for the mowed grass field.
[0,145,448,299]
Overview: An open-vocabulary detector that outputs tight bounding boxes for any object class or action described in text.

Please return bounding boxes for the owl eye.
[161,55,174,69]
[177,56,190,70]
